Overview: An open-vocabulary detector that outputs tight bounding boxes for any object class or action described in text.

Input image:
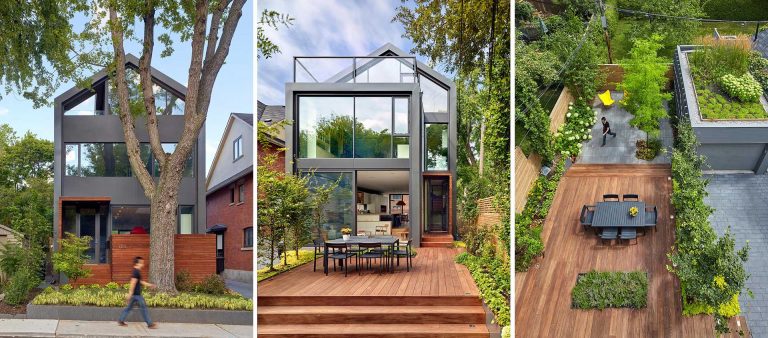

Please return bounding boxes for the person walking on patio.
[601,117,617,147]
[117,256,157,328]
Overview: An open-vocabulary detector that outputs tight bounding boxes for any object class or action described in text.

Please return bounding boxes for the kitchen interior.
[355,171,409,240]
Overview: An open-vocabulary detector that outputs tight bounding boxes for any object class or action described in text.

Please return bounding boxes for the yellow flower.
[714,275,727,289]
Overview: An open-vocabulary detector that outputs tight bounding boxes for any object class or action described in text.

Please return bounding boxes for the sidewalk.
[0,319,252,337]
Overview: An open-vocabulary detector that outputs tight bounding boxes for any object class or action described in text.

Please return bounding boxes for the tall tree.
[615,0,705,57]
[257,9,294,59]
[69,0,246,292]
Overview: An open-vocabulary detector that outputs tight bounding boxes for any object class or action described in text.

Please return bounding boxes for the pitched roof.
[257,101,285,125]
[233,113,253,126]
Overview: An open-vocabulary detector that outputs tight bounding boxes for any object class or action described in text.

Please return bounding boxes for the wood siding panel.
[71,264,112,286]
[110,234,216,283]
[548,87,574,133]
[514,147,541,213]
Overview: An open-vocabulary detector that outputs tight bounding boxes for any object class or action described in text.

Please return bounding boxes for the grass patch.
[572,271,648,310]
[32,284,252,311]
[257,249,316,282]
[695,87,767,119]
[704,0,768,21]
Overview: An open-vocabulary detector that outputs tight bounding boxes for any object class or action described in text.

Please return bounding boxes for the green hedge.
[455,252,510,327]
[571,271,648,310]
[32,283,252,311]
[667,116,749,334]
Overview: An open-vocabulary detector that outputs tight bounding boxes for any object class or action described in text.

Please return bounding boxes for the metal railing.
[293,56,418,84]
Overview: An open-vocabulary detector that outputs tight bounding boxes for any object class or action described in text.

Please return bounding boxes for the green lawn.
[572,271,648,310]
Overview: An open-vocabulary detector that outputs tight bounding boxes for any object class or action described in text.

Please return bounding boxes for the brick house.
[206,113,253,283]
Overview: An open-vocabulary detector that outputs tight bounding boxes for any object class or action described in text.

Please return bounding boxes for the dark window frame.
[243,227,253,248]
[238,183,246,204]
[233,136,243,162]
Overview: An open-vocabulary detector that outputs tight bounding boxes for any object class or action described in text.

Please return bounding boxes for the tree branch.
[139,1,167,167]
[108,4,156,197]
[205,0,230,63]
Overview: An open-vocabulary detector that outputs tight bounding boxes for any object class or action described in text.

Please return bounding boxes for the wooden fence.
[599,64,674,91]
[515,87,574,213]
[74,234,216,286]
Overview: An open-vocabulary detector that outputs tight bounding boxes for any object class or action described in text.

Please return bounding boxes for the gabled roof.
[54,54,188,107]
[323,42,455,89]
[257,101,285,125]
[205,112,254,191]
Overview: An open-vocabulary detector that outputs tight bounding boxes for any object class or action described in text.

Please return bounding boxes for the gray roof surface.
[233,113,253,126]
[755,29,768,58]
[257,101,285,125]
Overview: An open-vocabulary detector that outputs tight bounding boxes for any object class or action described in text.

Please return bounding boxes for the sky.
[0,2,253,173]
[257,0,437,105]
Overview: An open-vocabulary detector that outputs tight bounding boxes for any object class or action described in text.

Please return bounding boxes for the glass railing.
[293,56,418,83]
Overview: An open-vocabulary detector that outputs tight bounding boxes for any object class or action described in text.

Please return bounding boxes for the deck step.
[257,295,482,307]
[257,324,489,337]
[257,305,486,324]
[566,164,671,177]
[421,241,454,248]
[422,234,454,242]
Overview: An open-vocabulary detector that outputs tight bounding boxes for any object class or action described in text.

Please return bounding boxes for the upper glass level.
[293,56,418,84]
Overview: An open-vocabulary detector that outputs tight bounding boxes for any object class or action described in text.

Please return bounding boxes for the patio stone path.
[577,91,672,164]
[705,174,768,337]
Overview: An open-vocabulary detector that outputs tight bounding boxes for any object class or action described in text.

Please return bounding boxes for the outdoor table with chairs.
[314,235,414,276]
[580,194,658,245]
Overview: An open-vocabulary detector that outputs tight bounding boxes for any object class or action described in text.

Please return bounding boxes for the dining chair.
[603,194,620,202]
[645,205,658,232]
[391,239,414,272]
[600,227,618,245]
[622,194,639,201]
[357,242,385,275]
[312,238,324,272]
[326,242,355,277]
[619,228,638,245]
[580,205,596,233]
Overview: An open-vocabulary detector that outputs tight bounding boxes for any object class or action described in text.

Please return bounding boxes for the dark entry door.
[79,213,97,263]
[425,177,449,232]
[216,233,224,274]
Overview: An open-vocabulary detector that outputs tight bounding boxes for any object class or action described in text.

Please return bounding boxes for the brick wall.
[206,172,253,271]
[257,141,285,172]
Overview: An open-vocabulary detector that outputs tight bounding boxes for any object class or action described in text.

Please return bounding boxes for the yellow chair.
[598,90,615,107]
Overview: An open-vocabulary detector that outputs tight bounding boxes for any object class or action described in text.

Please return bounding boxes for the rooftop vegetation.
[571,271,648,310]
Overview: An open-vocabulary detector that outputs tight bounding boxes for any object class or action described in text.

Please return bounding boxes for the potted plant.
[341,227,352,240]
[629,206,639,217]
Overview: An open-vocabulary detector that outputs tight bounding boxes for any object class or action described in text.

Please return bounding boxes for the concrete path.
[226,279,253,299]
[577,91,672,164]
[705,174,768,338]
[0,319,252,337]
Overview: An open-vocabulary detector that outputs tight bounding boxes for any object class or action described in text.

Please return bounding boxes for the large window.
[112,206,151,234]
[298,96,409,159]
[425,123,448,171]
[355,97,392,158]
[178,206,194,234]
[420,75,448,113]
[65,143,193,177]
[108,68,184,115]
[299,96,354,158]
[304,172,353,240]
[353,58,416,83]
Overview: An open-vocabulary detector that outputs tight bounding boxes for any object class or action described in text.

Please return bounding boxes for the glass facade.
[421,75,449,113]
[425,123,448,170]
[354,58,416,83]
[299,96,410,159]
[299,96,354,158]
[153,84,185,115]
[112,206,151,234]
[305,172,353,240]
[178,206,194,234]
[355,97,392,158]
[64,96,99,115]
[108,68,184,115]
[65,143,193,177]
[394,136,409,159]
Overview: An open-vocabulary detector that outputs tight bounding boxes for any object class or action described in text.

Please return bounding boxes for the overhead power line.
[609,6,767,24]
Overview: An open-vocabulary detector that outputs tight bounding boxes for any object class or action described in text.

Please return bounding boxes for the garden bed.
[257,249,316,282]
[26,304,252,325]
[0,288,42,315]
[571,271,648,310]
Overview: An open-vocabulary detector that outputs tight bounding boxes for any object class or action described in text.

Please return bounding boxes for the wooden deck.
[258,247,478,297]
[515,164,747,338]
[258,247,489,337]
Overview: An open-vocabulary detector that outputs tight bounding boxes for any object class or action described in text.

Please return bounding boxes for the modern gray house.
[674,45,768,173]
[285,43,457,247]
[53,55,206,274]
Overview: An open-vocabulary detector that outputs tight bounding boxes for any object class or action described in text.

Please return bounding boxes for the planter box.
[26,304,252,325]
[572,272,649,309]
[674,45,768,173]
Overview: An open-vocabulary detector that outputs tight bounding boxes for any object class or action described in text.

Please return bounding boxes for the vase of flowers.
[341,227,352,240]
[629,206,639,217]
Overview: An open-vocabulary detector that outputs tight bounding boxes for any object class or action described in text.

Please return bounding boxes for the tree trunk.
[479,118,486,176]
[149,172,182,293]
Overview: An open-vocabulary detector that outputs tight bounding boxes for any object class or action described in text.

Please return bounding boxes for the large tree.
[67,0,247,292]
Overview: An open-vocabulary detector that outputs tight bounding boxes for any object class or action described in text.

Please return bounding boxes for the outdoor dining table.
[323,236,400,275]
[591,201,646,228]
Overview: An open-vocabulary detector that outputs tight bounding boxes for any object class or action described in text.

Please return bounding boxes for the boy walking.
[601,117,617,146]
[118,256,157,328]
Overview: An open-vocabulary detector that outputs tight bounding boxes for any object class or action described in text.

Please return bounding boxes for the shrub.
[105,282,119,289]
[689,44,751,85]
[194,274,227,295]
[748,51,768,94]
[52,233,93,283]
[635,138,663,161]
[5,269,40,305]
[571,271,648,310]
[33,285,252,311]
[175,271,195,293]
[552,100,594,158]
[456,252,510,326]
[719,73,763,103]
[695,88,766,120]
